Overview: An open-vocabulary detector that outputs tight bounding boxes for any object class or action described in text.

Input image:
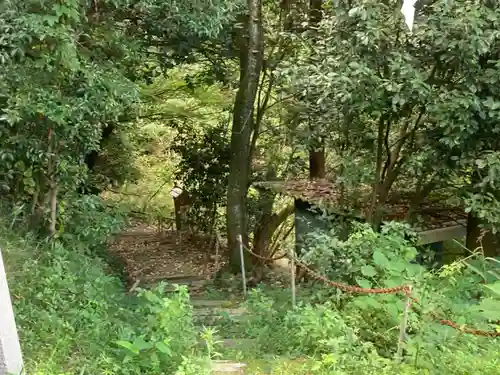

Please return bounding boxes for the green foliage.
[303,221,423,287]
[238,284,500,374]
[3,201,500,375]
[87,129,142,192]
[171,121,231,231]
[2,223,129,374]
[103,70,234,224]
[280,0,500,224]
[0,0,241,231]
[217,222,500,374]
[4,0,500,374]
[115,284,198,374]
[1,212,208,374]
[0,0,140,234]
[58,195,126,249]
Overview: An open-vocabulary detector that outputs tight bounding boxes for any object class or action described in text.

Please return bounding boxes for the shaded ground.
[108,222,227,288]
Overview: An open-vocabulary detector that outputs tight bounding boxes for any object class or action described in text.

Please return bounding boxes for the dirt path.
[108,223,227,287]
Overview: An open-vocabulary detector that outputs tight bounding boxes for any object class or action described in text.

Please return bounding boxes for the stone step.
[217,338,256,349]
[191,299,242,309]
[197,337,256,350]
[193,307,246,316]
[145,275,207,285]
[195,323,245,337]
[130,276,209,292]
[211,360,246,374]
[193,307,247,326]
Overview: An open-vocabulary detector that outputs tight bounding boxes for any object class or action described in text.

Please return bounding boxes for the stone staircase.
[191,297,255,374]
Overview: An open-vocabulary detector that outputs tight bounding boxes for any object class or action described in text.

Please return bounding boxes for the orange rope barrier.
[241,243,288,262]
[242,244,500,338]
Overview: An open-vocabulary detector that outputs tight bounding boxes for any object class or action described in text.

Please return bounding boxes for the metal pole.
[237,235,247,296]
[396,286,412,361]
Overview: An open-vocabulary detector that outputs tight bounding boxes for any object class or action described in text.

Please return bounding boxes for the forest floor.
[108,222,226,290]
[108,221,292,292]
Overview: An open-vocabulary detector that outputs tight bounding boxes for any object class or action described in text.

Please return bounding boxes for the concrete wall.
[0,248,24,375]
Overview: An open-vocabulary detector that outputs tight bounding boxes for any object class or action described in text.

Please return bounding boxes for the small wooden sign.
[170,186,183,199]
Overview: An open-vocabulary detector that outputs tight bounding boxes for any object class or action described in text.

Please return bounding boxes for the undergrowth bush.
[115,284,201,374]
[58,195,127,252]
[2,202,500,375]
[230,222,500,374]
[1,208,206,375]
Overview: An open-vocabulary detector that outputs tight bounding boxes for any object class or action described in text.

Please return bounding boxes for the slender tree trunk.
[309,148,326,179]
[226,0,264,272]
[308,0,325,180]
[46,129,58,237]
[48,182,58,237]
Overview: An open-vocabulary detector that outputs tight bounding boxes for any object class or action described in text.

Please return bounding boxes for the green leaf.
[389,261,407,272]
[386,301,400,321]
[472,298,500,321]
[133,337,153,351]
[373,251,390,268]
[154,341,172,355]
[361,265,377,277]
[464,261,487,281]
[116,340,139,355]
[484,281,500,298]
[383,278,402,288]
[356,277,372,289]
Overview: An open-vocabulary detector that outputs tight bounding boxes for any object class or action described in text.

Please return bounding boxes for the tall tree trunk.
[309,148,326,179]
[226,0,264,272]
[308,0,325,180]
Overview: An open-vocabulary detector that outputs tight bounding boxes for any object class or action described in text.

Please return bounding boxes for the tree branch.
[381,116,392,181]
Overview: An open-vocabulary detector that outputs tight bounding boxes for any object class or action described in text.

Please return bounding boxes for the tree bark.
[226,0,264,272]
[309,148,326,179]
[308,0,325,180]
[48,182,58,237]
[253,204,294,261]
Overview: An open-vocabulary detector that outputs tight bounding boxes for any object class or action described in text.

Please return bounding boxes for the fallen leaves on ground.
[108,223,227,285]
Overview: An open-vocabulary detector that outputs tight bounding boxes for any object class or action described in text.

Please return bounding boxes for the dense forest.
[1,0,499,374]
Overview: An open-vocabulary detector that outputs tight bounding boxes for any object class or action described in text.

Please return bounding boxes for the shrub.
[1,211,205,374]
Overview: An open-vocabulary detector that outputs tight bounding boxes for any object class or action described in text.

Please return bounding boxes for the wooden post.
[237,235,247,296]
[290,249,296,307]
[396,286,412,361]
[0,248,24,375]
